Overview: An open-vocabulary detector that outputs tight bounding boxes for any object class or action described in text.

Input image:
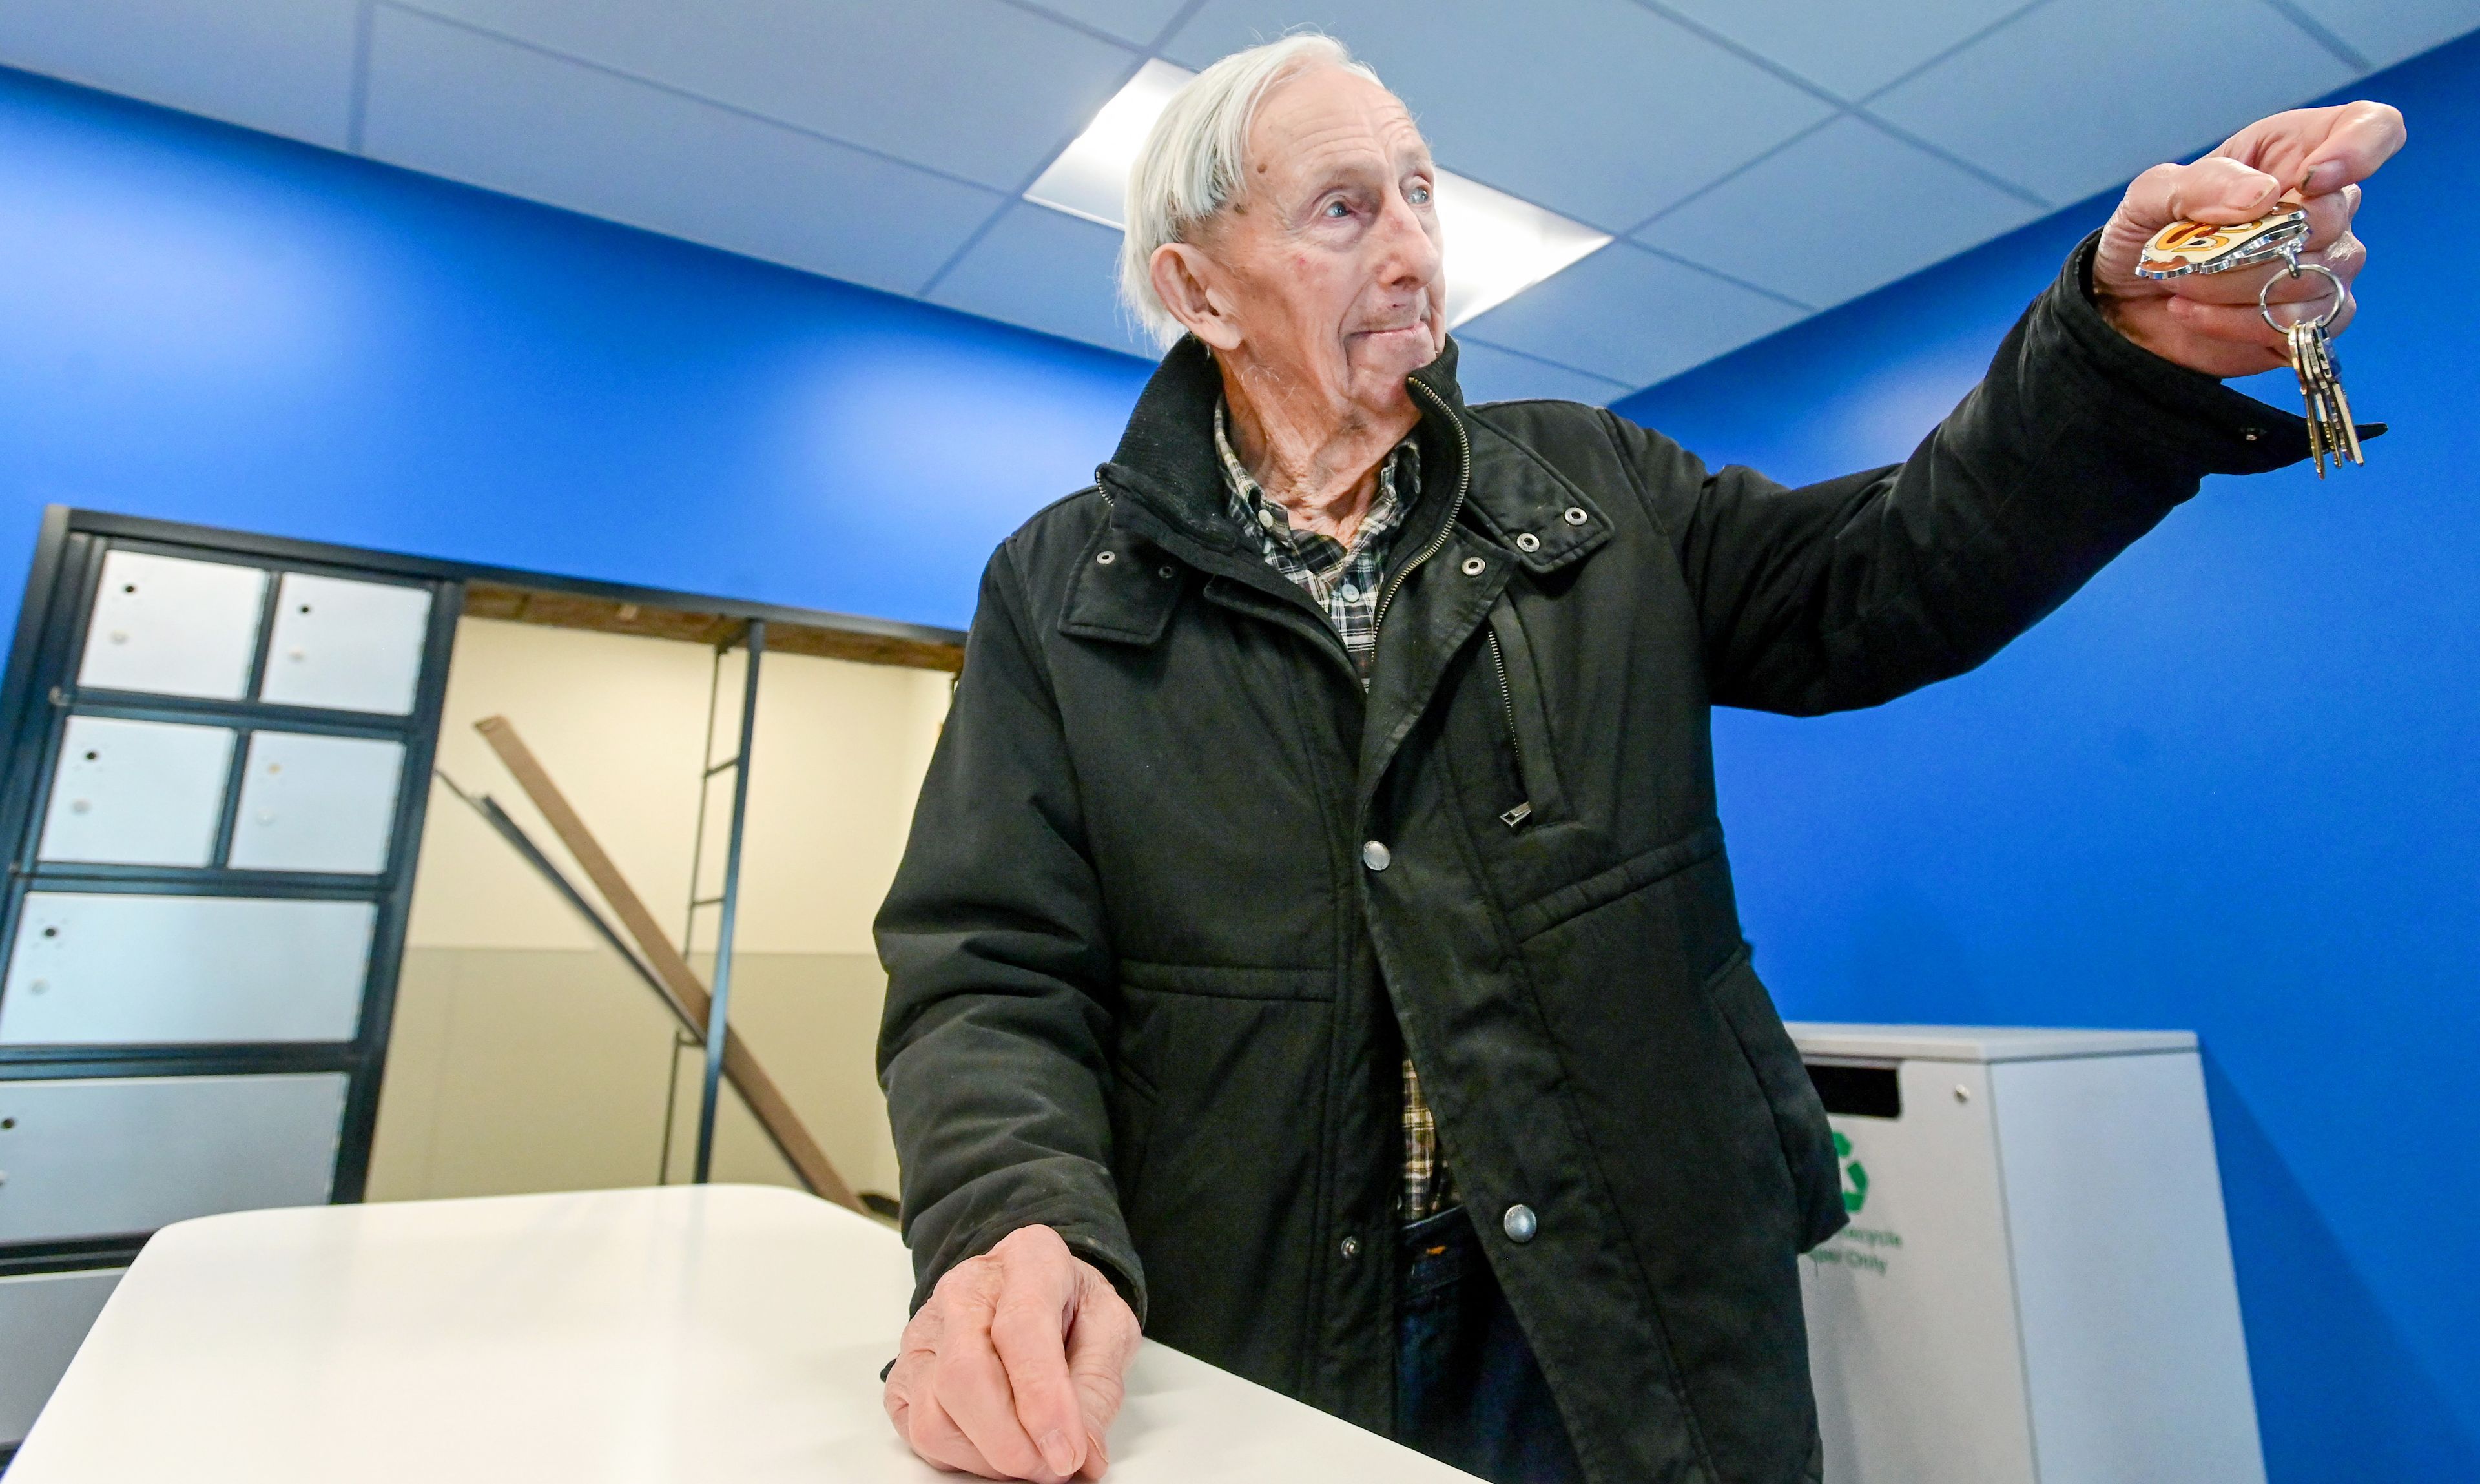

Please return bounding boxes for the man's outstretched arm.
[1615,103,2403,717]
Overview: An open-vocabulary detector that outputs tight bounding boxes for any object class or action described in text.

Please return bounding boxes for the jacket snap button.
[1460,557,1485,577]
[1502,1204,1538,1242]
[1339,1235,1361,1260]
[1157,565,1173,579]
[1562,506,1589,526]
[1096,550,1116,565]
[1514,532,1541,553]
[1361,840,1391,871]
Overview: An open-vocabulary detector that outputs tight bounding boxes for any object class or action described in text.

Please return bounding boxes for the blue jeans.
[1395,1206,1588,1484]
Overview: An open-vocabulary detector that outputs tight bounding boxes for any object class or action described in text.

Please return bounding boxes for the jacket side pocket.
[1700,947,1846,1251]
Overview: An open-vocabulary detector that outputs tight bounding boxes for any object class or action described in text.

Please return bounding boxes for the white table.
[9,1184,1475,1482]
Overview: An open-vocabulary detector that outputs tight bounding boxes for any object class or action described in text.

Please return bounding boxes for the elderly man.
[876,33,2401,1484]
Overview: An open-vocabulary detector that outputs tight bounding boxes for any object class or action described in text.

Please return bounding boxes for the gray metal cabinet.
[0,1074,347,1242]
[36,716,233,867]
[74,551,264,701]
[0,894,375,1046]
[227,732,406,874]
[0,1268,121,1447]
[258,572,433,715]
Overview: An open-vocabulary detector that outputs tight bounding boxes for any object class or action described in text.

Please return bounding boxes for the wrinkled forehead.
[1244,67,1429,194]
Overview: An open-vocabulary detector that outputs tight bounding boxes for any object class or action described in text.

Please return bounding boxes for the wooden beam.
[475,714,863,1213]
[464,582,962,673]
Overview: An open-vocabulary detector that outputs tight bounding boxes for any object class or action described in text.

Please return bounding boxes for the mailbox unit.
[0,513,458,1457]
[0,507,970,1459]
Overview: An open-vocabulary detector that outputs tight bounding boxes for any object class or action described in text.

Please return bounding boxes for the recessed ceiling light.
[1429,169,1609,325]
[1024,60,1196,230]
[1024,63,1609,329]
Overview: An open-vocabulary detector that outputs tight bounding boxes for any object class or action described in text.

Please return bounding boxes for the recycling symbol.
[1834,1130,1868,1215]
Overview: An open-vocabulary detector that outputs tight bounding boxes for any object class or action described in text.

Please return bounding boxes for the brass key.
[2263,256,2364,477]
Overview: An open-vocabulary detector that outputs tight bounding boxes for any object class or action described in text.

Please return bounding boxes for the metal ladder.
[657,620,764,1184]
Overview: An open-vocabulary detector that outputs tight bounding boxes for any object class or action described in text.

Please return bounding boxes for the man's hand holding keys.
[2095,101,2406,378]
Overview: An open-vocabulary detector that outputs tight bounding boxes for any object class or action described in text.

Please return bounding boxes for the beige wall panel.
[408,619,718,953]
[408,617,949,954]
[379,615,942,1205]
[365,948,677,1201]
[367,949,894,1203]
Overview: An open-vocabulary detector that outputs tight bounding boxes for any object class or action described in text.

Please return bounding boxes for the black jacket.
[877,237,2314,1483]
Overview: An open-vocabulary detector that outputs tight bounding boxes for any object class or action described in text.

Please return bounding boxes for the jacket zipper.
[1372,377,1471,639]
[1483,628,1533,829]
[1378,380,1526,830]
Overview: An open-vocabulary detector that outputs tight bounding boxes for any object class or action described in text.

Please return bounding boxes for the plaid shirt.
[1215,403,1456,1224]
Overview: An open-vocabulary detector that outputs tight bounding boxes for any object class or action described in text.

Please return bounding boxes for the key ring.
[2258,247,2348,333]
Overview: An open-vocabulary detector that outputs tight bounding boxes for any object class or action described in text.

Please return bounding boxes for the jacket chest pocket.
[1476,599,1571,830]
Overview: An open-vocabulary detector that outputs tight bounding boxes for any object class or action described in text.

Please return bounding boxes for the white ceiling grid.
[1,0,2474,404]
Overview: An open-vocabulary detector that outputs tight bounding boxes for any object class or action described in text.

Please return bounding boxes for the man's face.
[1184,67,1445,413]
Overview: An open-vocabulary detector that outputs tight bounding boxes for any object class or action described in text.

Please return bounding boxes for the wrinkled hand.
[2094,101,2406,378]
[885,1226,1141,1481]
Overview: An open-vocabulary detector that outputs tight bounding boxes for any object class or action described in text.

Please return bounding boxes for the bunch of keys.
[2136,198,2368,476]
[2266,265,2362,476]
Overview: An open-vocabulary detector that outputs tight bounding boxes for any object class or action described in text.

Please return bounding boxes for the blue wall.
[1615,32,2480,1483]
[5,27,2476,1483]
[0,66,1154,633]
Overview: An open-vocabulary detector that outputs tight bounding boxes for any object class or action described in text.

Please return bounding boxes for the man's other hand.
[2095,101,2405,378]
[884,1225,1141,1481]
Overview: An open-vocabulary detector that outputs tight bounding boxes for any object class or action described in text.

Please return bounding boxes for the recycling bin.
[1788,1025,2264,1484]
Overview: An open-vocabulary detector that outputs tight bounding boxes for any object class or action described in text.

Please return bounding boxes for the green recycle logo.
[1834,1130,1868,1215]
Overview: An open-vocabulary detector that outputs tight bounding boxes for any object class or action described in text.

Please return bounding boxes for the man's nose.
[1374,188,1443,291]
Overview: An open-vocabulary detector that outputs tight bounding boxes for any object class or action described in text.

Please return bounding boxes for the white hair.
[1119,34,1383,349]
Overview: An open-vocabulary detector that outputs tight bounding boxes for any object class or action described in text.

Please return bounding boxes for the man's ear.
[1150,243,1243,352]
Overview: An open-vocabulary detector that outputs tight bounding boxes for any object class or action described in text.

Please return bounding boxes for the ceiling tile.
[929,202,1161,360]
[1450,338,1634,406]
[1453,241,1806,389]
[398,0,1141,191]
[1161,0,1836,232]
[1023,0,1200,48]
[1635,116,2044,311]
[1652,0,2034,100]
[2283,0,2480,70]
[362,8,1003,298]
[1869,0,2357,207]
[0,0,358,149]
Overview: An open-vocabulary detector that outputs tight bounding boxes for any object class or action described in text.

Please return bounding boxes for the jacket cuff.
[903,1162,1150,1327]
[2046,229,2330,477]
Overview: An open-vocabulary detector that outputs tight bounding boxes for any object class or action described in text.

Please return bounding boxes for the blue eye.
[1409,184,1432,205]
[1325,200,1350,218]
